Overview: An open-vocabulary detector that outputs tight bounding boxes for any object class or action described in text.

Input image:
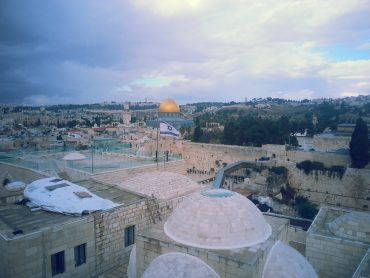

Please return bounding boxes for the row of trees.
[192,116,299,146]
[192,115,370,169]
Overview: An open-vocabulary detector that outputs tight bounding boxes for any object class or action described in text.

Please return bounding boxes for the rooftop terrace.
[0,179,144,240]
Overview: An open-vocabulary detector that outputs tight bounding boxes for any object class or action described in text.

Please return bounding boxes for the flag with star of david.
[160,121,180,137]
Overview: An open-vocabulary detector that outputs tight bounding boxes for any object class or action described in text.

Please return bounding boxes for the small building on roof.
[306,206,370,278]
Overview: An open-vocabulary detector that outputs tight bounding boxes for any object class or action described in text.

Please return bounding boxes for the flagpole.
[156,111,159,169]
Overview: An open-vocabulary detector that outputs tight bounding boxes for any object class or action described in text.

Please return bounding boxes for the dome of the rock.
[159,99,180,113]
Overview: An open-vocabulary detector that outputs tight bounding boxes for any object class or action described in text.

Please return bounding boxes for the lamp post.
[91,142,94,174]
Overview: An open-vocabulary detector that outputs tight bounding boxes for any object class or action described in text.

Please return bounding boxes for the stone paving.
[117,171,201,200]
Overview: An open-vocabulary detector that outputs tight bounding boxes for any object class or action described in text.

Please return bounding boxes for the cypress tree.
[349,118,369,168]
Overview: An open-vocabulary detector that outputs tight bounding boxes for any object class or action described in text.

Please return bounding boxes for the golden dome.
[159,99,180,113]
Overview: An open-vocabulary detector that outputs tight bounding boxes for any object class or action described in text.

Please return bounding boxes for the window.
[51,251,65,276]
[124,225,135,247]
[74,243,86,267]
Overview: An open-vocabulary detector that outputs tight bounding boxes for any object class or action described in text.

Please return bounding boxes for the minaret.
[122,103,132,125]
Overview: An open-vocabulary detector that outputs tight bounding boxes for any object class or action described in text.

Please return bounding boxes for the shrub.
[270,166,288,176]
[295,196,318,219]
[280,184,296,203]
[296,160,346,179]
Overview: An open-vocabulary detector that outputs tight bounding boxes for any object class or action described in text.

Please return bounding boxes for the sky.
[1,0,370,105]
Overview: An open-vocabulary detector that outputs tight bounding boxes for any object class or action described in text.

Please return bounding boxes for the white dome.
[263,241,317,278]
[141,252,220,278]
[62,152,86,161]
[117,171,201,200]
[164,189,271,249]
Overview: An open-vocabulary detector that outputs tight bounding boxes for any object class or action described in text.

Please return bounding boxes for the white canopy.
[24,177,119,215]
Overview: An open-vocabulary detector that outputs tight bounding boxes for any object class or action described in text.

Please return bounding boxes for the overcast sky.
[1,0,370,105]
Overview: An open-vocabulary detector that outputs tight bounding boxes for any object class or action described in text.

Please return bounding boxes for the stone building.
[0,166,202,278]
[134,188,317,278]
[306,207,370,278]
[122,104,132,126]
[0,178,150,278]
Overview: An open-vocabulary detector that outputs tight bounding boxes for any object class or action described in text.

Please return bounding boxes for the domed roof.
[262,241,317,278]
[62,152,86,161]
[328,211,370,243]
[117,171,201,200]
[159,99,180,113]
[142,252,220,278]
[164,189,271,249]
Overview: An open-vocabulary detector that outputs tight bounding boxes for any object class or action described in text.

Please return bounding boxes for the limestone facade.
[136,215,289,278]
[313,135,351,152]
[0,189,186,277]
[306,207,370,278]
[287,165,370,211]
[1,216,95,278]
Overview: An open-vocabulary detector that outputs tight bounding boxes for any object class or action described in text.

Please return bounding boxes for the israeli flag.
[160,122,180,137]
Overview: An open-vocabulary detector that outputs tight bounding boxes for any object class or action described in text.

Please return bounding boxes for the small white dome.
[263,241,317,278]
[62,152,86,161]
[164,189,271,249]
[141,252,220,278]
[117,171,201,200]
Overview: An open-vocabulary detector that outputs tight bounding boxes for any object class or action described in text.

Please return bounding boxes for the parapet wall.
[0,162,47,184]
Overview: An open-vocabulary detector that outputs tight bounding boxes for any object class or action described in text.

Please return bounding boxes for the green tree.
[192,125,202,142]
[192,119,203,142]
[350,118,369,168]
[130,116,137,123]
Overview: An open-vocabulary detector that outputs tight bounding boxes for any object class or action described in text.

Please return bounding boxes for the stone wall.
[287,226,307,255]
[287,165,370,211]
[0,162,47,184]
[93,196,186,274]
[285,151,350,166]
[162,141,265,171]
[1,217,95,278]
[313,135,350,152]
[136,235,264,278]
[306,234,369,278]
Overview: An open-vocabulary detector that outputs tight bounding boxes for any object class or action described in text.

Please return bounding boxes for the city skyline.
[1,0,370,105]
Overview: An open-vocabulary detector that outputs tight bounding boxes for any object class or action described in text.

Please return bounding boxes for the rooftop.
[308,206,370,244]
[117,171,201,200]
[0,179,143,240]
